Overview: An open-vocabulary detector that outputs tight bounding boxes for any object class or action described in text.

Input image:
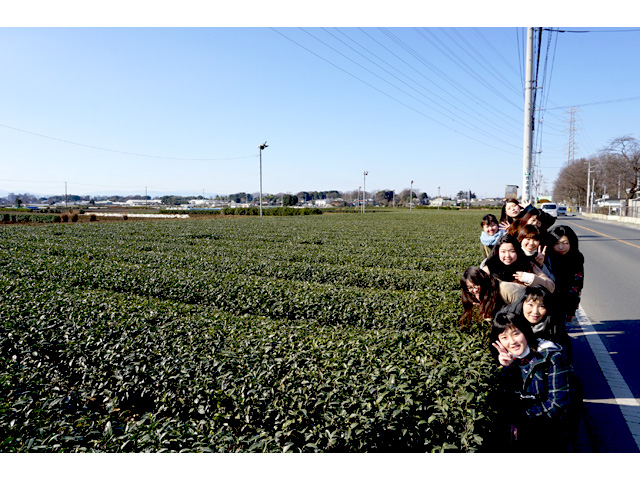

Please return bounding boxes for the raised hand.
[492,341,514,367]
[535,245,547,266]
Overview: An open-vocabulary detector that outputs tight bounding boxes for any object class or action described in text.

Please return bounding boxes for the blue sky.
[1,3,639,199]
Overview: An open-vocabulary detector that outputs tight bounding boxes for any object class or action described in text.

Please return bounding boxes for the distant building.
[474,197,503,207]
[125,199,162,207]
[188,199,226,208]
[314,199,332,207]
[430,197,455,207]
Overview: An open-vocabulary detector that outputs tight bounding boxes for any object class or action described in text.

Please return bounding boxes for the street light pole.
[410,180,413,212]
[259,142,268,218]
[363,171,368,213]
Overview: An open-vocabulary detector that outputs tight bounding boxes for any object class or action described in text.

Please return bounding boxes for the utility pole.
[258,142,268,218]
[618,174,622,199]
[65,181,68,208]
[586,160,592,212]
[521,26,535,205]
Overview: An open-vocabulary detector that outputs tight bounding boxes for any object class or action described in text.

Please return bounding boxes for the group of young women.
[459,198,585,452]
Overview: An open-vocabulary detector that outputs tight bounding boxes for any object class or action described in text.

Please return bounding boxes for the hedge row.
[1,213,62,223]
[221,207,323,216]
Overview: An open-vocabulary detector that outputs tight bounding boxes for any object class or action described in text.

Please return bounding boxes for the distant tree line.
[2,187,447,208]
[553,135,640,205]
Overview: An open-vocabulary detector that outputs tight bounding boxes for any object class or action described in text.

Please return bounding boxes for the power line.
[317,28,520,146]
[355,27,520,136]
[379,27,522,128]
[0,123,257,162]
[270,28,521,154]
[544,96,640,110]
[334,28,518,137]
[448,28,523,97]
[550,28,640,33]
[415,28,523,111]
[472,27,522,80]
[0,178,240,196]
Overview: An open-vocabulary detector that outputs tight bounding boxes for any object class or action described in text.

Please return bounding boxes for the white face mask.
[522,247,536,257]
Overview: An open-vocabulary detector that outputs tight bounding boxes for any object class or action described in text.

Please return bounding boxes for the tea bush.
[0,210,498,452]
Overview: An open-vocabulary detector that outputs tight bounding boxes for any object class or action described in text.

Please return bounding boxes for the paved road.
[558,215,640,452]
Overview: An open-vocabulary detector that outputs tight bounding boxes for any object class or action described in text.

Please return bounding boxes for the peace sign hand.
[535,245,547,266]
[492,341,514,367]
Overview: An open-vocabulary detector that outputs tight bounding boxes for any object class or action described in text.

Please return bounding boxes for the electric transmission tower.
[565,106,580,164]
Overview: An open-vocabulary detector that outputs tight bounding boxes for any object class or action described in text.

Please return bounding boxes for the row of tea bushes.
[1,245,468,332]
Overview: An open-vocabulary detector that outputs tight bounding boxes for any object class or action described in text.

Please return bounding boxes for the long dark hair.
[548,225,580,256]
[499,198,522,224]
[459,266,504,326]
[484,235,533,281]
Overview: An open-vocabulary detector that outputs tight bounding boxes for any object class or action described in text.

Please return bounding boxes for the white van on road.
[540,202,558,217]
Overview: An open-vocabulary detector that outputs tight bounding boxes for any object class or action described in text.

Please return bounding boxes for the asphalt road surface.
[559,214,640,452]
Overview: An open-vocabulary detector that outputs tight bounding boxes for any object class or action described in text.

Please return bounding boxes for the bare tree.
[604,135,640,201]
[553,157,590,206]
[397,188,412,205]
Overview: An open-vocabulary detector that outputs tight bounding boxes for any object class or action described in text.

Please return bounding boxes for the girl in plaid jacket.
[490,311,573,452]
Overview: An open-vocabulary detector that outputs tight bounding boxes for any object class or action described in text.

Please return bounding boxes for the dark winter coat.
[548,250,584,320]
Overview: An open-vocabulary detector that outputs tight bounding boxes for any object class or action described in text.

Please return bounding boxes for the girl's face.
[499,243,518,265]
[465,280,481,302]
[553,235,571,255]
[526,216,542,228]
[505,203,522,218]
[483,222,499,236]
[498,326,528,357]
[521,237,540,253]
[523,296,547,324]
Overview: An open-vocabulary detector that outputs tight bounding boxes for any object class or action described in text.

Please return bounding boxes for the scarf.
[480,230,505,246]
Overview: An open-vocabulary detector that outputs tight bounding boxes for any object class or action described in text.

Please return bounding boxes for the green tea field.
[0,209,499,452]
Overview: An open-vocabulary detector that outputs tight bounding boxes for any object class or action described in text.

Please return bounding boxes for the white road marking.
[575,306,640,450]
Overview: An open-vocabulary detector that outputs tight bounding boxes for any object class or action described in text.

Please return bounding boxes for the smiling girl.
[482,235,555,293]
[499,198,524,230]
[506,206,556,236]
[504,285,572,360]
[516,224,554,282]
[458,266,524,326]
[490,311,573,452]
